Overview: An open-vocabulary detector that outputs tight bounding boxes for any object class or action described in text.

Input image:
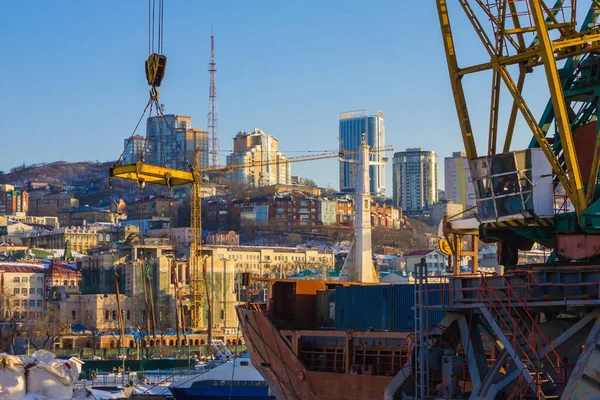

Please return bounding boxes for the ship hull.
[237,305,397,400]
[170,387,275,400]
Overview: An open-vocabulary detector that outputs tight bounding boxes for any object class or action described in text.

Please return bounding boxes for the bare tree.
[21,305,69,351]
[0,294,21,354]
[82,303,100,356]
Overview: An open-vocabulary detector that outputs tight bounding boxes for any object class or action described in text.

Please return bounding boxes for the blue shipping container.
[333,284,449,332]
[334,285,394,331]
[391,284,449,332]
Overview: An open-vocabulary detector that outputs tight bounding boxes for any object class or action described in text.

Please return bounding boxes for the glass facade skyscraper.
[339,110,385,197]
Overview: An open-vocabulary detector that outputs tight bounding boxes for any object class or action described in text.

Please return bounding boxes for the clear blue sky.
[1,1,555,194]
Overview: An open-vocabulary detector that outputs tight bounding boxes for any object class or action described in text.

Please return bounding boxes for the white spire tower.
[339,134,380,283]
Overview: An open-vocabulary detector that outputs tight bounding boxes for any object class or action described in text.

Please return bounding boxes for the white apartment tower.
[226,129,291,187]
[392,148,438,213]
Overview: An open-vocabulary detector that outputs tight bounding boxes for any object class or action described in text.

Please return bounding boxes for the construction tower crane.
[436,1,600,265]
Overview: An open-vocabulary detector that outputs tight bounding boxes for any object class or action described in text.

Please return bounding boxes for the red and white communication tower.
[207,27,219,167]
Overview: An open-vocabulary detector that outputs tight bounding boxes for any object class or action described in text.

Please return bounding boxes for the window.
[63,280,68,286]
[22,277,27,283]
[13,277,19,283]
[13,300,19,307]
[71,310,76,320]
[29,288,35,295]
[126,310,131,320]
[36,288,43,295]
[13,289,19,295]
[112,310,116,320]
[37,300,43,307]
[21,300,27,307]
[37,277,43,283]
[105,310,110,320]
[29,300,35,307]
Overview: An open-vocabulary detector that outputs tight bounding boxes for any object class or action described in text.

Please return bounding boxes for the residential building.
[147,226,193,248]
[45,260,81,297]
[262,184,321,197]
[122,135,149,164]
[126,195,177,221]
[226,129,291,187]
[202,245,334,279]
[392,148,438,213]
[2,221,52,245]
[26,181,51,191]
[205,231,240,246]
[25,226,99,254]
[403,249,448,276]
[317,199,337,226]
[145,115,210,170]
[178,128,210,171]
[431,200,465,226]
[336,197,354,226]
[6,214,59,228]
[444,152,476,209]
[203,199,231,231]
[172,183,217,200]
[339,110,386,197]
[31,193,79,217]
[240,204,269,227]
[371,202,406,229]
[0,188,29,215]
[58,206,115,227]
[0,263,46,321]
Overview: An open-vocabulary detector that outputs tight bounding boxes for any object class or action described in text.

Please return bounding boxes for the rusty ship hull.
[236,304,407,400]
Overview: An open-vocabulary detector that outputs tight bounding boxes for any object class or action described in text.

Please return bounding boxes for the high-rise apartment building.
[0,185,29,215]
[339,110,385,197]
[392,148,438,212]
[122,135,148,164]
[145,115,209,170]
[444,152,476,209]
[226,129,291,187]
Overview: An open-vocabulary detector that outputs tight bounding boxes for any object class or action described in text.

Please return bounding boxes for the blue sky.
[1,1,556,194]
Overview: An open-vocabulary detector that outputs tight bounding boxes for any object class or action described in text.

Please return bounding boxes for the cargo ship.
[236,278,465,399]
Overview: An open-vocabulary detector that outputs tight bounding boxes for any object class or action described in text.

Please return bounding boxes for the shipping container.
[334,285,394,331]
[315,289,336,328]
[333,284,449,332]
[391,284,448,332]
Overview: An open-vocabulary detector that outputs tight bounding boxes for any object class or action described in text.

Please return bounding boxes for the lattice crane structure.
[383,3,600,399]
[437,0,600,265]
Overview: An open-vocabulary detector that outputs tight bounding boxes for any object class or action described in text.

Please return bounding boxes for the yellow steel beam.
[504,23,571,35]
[437,0,478,160]
[504,65,527,153]
[458,31,600,76]
[109,161,195,186]
[488,0,508,156]
[586,131,600,203]
[529,0,586,217]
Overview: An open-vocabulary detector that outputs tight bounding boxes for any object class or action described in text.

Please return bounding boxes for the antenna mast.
[208,27,219,167]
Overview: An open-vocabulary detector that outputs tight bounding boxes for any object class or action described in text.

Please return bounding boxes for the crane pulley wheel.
[145,53,167,88]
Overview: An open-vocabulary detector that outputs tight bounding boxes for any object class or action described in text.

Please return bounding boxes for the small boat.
[168,354,274,400]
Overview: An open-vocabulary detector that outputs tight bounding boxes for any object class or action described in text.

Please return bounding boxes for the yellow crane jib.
[145,53,167,99]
